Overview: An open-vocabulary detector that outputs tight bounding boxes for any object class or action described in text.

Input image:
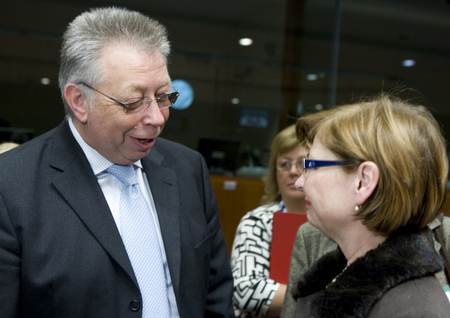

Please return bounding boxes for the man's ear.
[64,83,88,124]
[355,161,379,204]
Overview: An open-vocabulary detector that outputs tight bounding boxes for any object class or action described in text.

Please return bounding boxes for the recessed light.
[402,59,415,67]
[306,74,318,81]
[239,38,253,46]
[40,77,51,85]
[231,98,240,104]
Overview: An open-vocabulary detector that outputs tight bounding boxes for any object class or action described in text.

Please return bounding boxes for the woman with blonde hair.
[0,142,19,154]
[231,124,307,317]
[290,94,450,317]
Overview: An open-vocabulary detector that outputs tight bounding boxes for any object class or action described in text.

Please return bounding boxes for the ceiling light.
[231,98,240,104]
[40,77,51,85]
[402,59,415,67]
[239,38,253,46]
[306,74,318,81]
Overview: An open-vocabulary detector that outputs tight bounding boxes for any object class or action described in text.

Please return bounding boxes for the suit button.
[129,300,140,311]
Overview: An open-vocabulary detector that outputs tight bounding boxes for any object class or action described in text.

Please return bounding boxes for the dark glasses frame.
[302,158,349,175]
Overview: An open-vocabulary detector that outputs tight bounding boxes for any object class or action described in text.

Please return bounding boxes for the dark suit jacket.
[0,121,234,318]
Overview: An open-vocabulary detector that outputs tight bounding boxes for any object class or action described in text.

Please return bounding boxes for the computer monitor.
[197,138,241,175]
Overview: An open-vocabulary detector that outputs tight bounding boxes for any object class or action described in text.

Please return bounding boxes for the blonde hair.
[261,125,301,204]
[0,142,19,154]
[297,94,448,234]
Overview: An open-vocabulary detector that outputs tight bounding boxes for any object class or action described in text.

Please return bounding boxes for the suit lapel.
[49,122,137,284]
[142,150,181,294]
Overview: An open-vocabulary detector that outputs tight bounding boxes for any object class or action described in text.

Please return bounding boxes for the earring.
[354,204,360,212]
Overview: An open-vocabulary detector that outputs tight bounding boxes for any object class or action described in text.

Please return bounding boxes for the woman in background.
[0,142,19,154]
[290,94,450,317]
[231,124,307,317]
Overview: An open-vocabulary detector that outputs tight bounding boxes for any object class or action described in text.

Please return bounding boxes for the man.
[0,7,233,318]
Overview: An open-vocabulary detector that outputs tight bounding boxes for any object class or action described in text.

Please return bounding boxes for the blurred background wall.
[1,0,449,177]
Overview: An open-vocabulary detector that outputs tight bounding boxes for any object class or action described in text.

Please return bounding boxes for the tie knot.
[107,164,138,186]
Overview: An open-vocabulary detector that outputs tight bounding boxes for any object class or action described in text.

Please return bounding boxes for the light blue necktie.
[107,164,170,317]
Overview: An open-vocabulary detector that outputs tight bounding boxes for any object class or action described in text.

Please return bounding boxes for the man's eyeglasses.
[78,82,179,113]
[276,160,303,172]
[302,158,348,177]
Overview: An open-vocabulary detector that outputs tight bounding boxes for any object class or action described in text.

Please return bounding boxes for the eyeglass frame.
[302,158,349,176]
[77,82,180,112]
[276,160,303,172]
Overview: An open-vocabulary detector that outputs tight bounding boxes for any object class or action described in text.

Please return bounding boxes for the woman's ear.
[355,161,379,204]
[64,83,88,124]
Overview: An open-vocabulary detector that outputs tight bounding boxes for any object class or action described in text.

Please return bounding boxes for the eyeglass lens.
[78,82,179,112]
[277,161,302,172]
[125,91,179,111]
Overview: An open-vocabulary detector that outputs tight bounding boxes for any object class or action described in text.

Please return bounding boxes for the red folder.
[269,211,308,284]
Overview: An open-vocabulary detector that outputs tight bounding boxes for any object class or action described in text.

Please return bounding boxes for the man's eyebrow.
[127,80,171,93]
[161,79,171,87]
[158,78,171,89]
[154,80,171,93]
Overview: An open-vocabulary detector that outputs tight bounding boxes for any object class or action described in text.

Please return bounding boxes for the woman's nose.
[295,174,305,191]
[289,162,302,174]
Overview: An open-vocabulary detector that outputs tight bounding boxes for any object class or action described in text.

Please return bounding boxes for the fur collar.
[294,227,444,318]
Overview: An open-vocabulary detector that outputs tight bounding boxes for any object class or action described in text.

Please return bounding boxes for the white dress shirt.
[68,118,180,317]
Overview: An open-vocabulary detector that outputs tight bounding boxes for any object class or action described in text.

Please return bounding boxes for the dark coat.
[293,227,450,318]
[0,121,234,318]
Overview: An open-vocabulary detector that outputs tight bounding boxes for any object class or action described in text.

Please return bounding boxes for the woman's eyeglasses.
[301,159,348,177]
[276,160,303,172]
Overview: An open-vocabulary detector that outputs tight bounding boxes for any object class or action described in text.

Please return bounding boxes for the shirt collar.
[278,199,287,212]
[67,117,143,175]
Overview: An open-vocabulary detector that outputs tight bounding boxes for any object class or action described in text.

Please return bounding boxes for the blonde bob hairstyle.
[261,124,302,204]
[296,94,448,234]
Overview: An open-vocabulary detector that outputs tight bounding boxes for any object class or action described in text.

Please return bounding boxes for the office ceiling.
[0,0,449,143]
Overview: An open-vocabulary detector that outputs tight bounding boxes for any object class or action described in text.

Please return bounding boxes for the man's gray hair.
[59,7,171,117]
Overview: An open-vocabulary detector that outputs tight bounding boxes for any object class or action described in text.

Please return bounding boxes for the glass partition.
[0,0,449,176]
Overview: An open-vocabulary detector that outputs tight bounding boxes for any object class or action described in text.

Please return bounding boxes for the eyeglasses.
[302,158,348,177]
[78,82,179,113]
[276,160,303,172]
